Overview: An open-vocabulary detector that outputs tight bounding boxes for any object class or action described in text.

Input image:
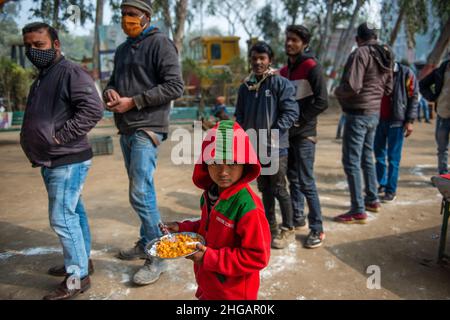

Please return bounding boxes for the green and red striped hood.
[193,120,261,195]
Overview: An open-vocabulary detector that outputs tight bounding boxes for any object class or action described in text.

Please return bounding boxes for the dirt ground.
[1,105,449,300]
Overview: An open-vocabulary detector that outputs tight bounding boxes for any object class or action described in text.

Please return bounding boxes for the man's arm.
[335,50,367,99]
[300,64,329,122]
[54,68,104,145]
[419,67,439,102]
[234,85,246,126]
[274,78,299,131]
[405,69,419,122]
[132,36,184,109]
[103,48,120,101]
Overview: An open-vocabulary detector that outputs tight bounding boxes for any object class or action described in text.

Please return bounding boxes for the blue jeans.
[287,137,323,233]
[374,120,405,194]
[120,130,164,246]
[436,116,450,174]
[342,114,379,213]
[336,114,346,139]
[418,98,430,122]
[41,160,92,278]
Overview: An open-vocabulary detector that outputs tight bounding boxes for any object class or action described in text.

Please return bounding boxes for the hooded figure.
[177,120,271,300]
[335,23,394,115]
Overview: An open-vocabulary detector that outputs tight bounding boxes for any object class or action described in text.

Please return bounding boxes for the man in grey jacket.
[103,0,184,285]
[334,22,393,224]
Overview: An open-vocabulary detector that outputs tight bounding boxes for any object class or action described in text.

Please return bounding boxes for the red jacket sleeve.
[202,208,271,277]
[177,219,201,233]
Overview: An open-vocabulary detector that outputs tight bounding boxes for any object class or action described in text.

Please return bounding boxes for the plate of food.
[145,232,205,259]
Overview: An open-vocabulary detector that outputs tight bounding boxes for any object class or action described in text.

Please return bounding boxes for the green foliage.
[29,0,95,30]
[0,57,34,111]
[255,4,285,66]
[59,31,94,62]
[0,3,21,58]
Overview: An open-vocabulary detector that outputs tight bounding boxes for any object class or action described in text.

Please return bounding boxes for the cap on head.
[121,0,153,16]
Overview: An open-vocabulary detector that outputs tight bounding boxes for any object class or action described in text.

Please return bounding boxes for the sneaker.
[117,241,147,260]
[269,222,279,237]
[133,258,168,285]
[377,186,385,195]
[271,227,295,249]
[304,231,325,249]
[48,259,94,277]
[365,201,381,213]
[381,192,396,203]
[334,212,367,224]
[294,217,307,230]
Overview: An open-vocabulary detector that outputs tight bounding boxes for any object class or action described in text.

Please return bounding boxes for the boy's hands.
[159,222,179,233]
[158,222,207,264]
[186,243,207,264]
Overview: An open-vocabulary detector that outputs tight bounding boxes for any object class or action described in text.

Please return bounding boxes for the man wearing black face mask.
[21,22,104,300]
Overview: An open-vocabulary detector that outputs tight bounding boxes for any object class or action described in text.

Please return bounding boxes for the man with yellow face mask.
[103,0,184,286]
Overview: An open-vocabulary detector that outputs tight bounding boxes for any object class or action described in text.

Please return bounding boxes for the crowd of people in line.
[17,0,449,300]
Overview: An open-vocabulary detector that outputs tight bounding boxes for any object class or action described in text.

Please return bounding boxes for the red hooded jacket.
[177,120,271,300]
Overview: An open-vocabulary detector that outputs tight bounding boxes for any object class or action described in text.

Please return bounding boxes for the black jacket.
[279,51,328,138]
[20,57,104,168]
[388,63,418,124]
[420,60,450,102]
[235,74,299,150]
[104,28,184,135]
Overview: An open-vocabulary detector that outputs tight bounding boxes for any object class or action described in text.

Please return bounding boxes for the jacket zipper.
[204,191,221,232]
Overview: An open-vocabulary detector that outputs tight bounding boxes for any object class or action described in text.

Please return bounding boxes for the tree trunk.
[388,4,405,47]
[317,0,334,62]
[420,17,450,79]
[93,0,104,80]
[330,0,364,78]
[173,0,188,55]
[160,0,173,36]
[53,0,60,29]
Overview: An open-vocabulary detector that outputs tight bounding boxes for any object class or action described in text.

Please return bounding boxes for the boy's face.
[207,162,244,190]
[250,51,271,76]
[285,31,308,56]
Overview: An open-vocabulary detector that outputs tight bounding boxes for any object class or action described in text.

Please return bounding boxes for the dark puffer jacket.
[20,57,104,168]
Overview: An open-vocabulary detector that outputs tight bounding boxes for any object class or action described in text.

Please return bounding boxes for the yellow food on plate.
[156,234,200,258]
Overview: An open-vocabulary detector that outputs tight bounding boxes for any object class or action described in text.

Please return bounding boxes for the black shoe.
[381,192,396,203]
[377,186,386,195]
[43,276,91,300]
[304,231,325,249]
[294,217,307,230]
[48,259,94,277]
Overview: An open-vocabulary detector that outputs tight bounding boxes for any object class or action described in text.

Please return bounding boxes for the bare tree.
[330,0,365,78]
[421,17,450,78]
[316,0,335,61]
[154,0,189,54]
[92,0,104,79]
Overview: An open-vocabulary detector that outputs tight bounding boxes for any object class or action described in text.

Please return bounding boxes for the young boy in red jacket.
[163,120,271,300]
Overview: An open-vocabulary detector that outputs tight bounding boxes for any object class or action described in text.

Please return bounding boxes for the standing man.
[334,22,393,224]
[374,61,418,202]
[235,42,299,249]
[280,25,328,248]
[104,0,184,285]
[420,58,450,174]
[21,22,104,299]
